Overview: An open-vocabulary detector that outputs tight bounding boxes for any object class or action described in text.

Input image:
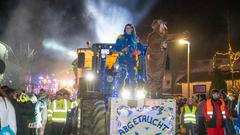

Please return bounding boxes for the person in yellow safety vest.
[62,97,81,135]
[179,106,186,134]
[68,93,80,109]
[47,89,73,135]
[180,98,196,135]
[70,98,80,109]
[61,89,76,112]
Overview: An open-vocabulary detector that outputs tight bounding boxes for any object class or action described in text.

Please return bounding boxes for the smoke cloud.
[85,0,156,43]
[2,0,157,77]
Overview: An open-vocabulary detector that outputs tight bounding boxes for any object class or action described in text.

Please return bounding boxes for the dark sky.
[137,0,240,59]
[0,0,240,73]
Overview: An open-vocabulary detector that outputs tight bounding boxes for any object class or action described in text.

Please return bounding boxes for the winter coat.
[11,100,34,135]
[0,97,17,134]
[202,98,231,135]
[28,97,47,128]
[196,100,205,118]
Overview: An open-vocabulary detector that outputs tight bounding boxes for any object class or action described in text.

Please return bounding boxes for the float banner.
[109,99,176,135]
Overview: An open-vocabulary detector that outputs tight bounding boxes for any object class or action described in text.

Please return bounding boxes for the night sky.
[0,0,240,73]
[137,0,240,59]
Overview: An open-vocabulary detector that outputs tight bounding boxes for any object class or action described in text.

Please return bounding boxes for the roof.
[177,71,240,83]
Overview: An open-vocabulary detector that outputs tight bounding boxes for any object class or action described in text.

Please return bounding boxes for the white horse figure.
[0,42,8,81]
[0,42,9,60]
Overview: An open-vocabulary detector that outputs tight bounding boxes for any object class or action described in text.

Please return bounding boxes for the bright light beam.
[85,0,156,43]
[121,89,131,99]
[85,72,95,81]
[42,39,77,60]
[136,89,146,99]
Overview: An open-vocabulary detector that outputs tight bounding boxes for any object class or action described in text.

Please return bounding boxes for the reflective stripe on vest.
[52,117,67,123]
[184,105,196,124]
[206,99,226,119]
[47,110,53,113]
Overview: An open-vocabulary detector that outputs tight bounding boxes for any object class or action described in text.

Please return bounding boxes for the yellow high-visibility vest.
[183,105,196,124]
[47,99,72,123]
[70,99,81,109]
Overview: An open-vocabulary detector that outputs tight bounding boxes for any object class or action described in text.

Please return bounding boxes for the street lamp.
[179,39,191,98]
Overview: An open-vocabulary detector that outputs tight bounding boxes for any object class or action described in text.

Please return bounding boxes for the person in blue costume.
[113,24,144,93]
[234,95,240,135]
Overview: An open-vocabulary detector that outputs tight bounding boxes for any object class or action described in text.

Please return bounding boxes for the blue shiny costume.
[113,24,145,94]
[235,102,240,133]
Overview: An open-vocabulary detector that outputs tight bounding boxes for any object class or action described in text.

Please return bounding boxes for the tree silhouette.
[209,67,227,96]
